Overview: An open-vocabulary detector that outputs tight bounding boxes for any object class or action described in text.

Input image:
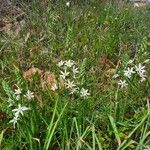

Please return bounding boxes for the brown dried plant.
[23,67,57,91]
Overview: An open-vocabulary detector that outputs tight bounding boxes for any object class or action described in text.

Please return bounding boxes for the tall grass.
[0,0,150,150]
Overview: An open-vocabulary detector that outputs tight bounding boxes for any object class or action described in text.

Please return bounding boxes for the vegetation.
[0,1,150,150]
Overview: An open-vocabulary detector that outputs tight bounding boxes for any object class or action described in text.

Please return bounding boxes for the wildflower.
[80,88,90,98]
[124,67,135,78]
[127,59,134,64]
[14,88,22,95]
[65,80,76,89]
[57,60,64,67]
[66,1,70,7]
[8,98,14,107]
[13,88,21,100]
[118,80,128,88]
[16,95,20,100]
[135,63,146,75]
[69,87,78,95]
[51,83,58,91]
[65,60,74,68]
[12,104,30,117]
[139,73,147,82]
[72,66,79,74]
[60,69,69,80]
[24,90,34,100]
[9,116,19,128]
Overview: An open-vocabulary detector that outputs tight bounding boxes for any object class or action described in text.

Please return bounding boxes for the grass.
[0,0,150,149]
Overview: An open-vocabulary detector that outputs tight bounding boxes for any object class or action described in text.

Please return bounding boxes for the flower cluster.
[9,104,30,128]
[7,86,34,107]
[123,63,147,82]
[113,60,148,89]
[57,60,90,98]
[14,87,34,100]
[6,86,34,128]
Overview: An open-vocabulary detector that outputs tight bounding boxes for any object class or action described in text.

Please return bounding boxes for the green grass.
[0,0,150,150]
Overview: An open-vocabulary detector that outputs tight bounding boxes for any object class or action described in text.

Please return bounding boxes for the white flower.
[51,83,58,91]
[12,104,30,117]
[65,80,76,89]
[7,98,14,107]
[127,59,134,64]
[65,60,74,68]
[57,60,64,67]
[134,3,139,7]
[66,1,70,7]
[118,80,128,88]
[135,63,146,75]
[139,73,147,82]
[60,69,69,80]
[72,66,79,74]
[14,88,22,95]
[69,87,78,95]
[80,88,90,98]
[134,64,147,82]
[9,116,19,128]
[16,95,20,100]
[124,67,135,78]
[24,90,34,100]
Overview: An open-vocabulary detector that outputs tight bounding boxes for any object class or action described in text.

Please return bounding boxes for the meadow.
[0,1,150,150]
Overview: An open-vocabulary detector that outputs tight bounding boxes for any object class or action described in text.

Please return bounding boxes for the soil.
[0,0,25,30]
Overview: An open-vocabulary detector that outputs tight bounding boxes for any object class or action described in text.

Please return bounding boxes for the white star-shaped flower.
[72,66,79,74]
[9,115,19,128]
[69,87,78,95]
[127,59,134,64]
[24,90,34,100]
[118,80,128,88]
[14,88,22,95]
[80,88,90,98]
[139,73,147,82]
[135,63,146,75]
[8,98,14,107]
[60,69,70,80]
[16,95,20,100]
[65,80,76,89]
[124,67,135,78]
[57,60,64,67]
[12,104,30,117]
[65,60,74,68]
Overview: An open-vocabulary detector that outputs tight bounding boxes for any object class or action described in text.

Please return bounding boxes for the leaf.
[0,129,6,147]
[79,58,87,85]
[109,115,121,146]
[2,80,12,97]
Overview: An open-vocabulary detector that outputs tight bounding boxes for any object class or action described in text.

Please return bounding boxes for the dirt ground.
[0,0,25,31]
